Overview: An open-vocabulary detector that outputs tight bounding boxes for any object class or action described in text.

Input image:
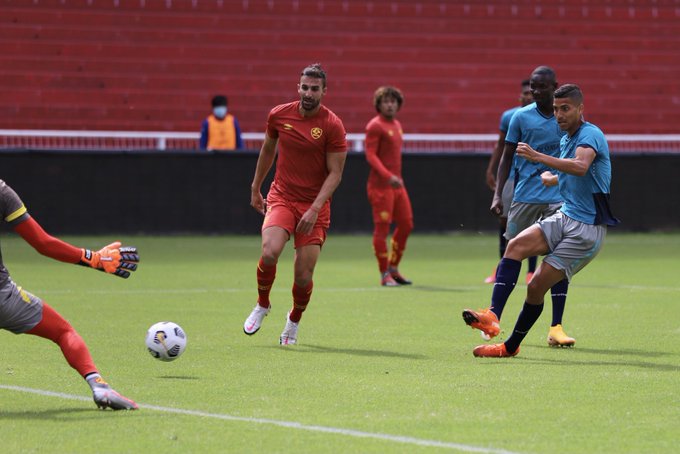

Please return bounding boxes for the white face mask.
[213,106,228,118]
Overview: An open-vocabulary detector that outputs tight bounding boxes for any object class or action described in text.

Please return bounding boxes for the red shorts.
[263,192,330,248]
[367,185,413,224]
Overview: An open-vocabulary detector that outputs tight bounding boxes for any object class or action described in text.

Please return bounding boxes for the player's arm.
[491,141,517,216]
[365,126,402,188]
[250,133,278,215]
[486,131,507,191]
[517,142,595,176]
[13,216,139,278]
[296,151,348,235]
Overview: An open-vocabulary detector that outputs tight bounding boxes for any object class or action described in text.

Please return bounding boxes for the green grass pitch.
[1,233,679,453]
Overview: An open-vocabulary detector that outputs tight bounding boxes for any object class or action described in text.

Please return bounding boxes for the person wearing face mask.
[199,95,244,150]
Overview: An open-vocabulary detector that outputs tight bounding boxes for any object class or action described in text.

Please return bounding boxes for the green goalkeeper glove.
[79,241,139,278]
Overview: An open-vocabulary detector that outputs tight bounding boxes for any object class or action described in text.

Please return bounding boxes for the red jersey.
[266,101,347,202]
[365,115,403,188]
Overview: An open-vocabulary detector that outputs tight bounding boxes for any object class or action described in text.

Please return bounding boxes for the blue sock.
[550,279,569,326]
[490,258,521,320]
[505,302,544,354]
[528,256,537,273]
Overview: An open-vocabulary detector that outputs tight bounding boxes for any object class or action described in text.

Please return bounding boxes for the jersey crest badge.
[311,127,323,139]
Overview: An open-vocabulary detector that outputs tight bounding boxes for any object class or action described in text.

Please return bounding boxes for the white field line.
[0,384,521,454]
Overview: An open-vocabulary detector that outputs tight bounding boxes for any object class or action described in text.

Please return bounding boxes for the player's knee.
[261,243,283,264]
[294,273,313,287]
[373,222,390,239]
[398,218,414,234]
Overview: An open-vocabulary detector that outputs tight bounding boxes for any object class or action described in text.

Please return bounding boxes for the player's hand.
[485,170,496,191]
[541,171,559,187]
[251,191,266,215]
[516,142,540,162]
[388,175,404,189]
[490,195,503,217]
[296,207,319,236]
[79,242,139,278]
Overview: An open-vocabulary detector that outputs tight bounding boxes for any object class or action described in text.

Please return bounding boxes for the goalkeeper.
[0,179,139,410]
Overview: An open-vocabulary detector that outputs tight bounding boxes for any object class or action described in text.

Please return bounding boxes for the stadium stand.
[1,0,679,137]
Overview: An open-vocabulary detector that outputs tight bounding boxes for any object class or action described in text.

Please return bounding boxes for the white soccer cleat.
[244,304,270,335]
[92,386,138,410]
[279,313,299,345]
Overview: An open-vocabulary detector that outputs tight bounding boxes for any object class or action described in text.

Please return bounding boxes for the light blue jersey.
[505,102,565,204]
[499,106,520,133]
[558,122,618,226]
[499,106,521,182]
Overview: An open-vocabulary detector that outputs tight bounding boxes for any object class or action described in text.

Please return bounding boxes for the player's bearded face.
[298,76,326,112]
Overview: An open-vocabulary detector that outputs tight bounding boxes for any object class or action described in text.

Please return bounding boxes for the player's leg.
[463,224,549,338]
[473,261,565,357]
[485,217,507,284]
[388,188,414,285]
[25,302,137,409]
[368,187,398,286]
[280,244,322,345]
[245,200,294,336]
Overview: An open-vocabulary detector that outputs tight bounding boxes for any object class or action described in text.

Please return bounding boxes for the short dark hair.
[532,66,557,83]
[301,63,327,87]
[373,86,404,112]
[211,95,227,107]
[554,84,584,104]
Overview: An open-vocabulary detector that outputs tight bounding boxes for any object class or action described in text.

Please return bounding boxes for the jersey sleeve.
[0,180,29,227]
[266,108,280,139]
[325,114,347,154]
[505,111,522,145]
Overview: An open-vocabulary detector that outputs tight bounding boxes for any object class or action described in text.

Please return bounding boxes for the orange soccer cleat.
[473,343,519,358]
[462,308,501,339]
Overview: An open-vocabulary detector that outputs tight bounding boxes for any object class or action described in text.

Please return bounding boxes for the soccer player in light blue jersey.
[484,79,537,285]
[464,66,576,347]
[472,84,619,357]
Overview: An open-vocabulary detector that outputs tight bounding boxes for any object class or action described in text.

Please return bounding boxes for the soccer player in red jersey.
[0,179,139,410]
[243,63,347,345]
[365,86,413,286]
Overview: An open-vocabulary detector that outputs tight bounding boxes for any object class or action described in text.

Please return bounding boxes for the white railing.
[2,129,680,153]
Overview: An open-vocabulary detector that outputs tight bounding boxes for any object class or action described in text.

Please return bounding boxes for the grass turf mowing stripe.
[0,384,521,454]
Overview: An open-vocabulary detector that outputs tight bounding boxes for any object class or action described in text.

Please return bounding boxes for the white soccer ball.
[145,321,187,362]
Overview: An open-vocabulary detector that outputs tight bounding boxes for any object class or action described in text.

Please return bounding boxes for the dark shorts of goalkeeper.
[263,192,330,249]
[0,278,43,334]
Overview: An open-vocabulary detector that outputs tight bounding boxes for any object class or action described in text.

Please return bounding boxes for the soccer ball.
[145,321,187,362]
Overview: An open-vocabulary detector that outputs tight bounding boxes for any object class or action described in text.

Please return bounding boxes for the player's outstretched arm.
[13,216,139,279]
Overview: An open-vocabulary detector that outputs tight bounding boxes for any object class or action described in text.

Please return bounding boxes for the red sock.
[289,281,313,323]
[389,219,413,268]
[372,223,390,273]
[25,302,97,378]
[257,257,276,308]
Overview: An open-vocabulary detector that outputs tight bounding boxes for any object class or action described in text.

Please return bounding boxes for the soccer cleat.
[389,267,412,285]
[484,266,497,284]
[525,271,535,284]
[92,385,138,410]
[473,343,519,358]
[462,308,501,339]
[279,313,299,345]
[547,324,576,347]
[381,272,399,287]
[244,304,270,335]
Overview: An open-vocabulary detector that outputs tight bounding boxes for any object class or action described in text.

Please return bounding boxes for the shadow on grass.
[518,356,680,372]
[260,343,427,360]
[0,407,99,421]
